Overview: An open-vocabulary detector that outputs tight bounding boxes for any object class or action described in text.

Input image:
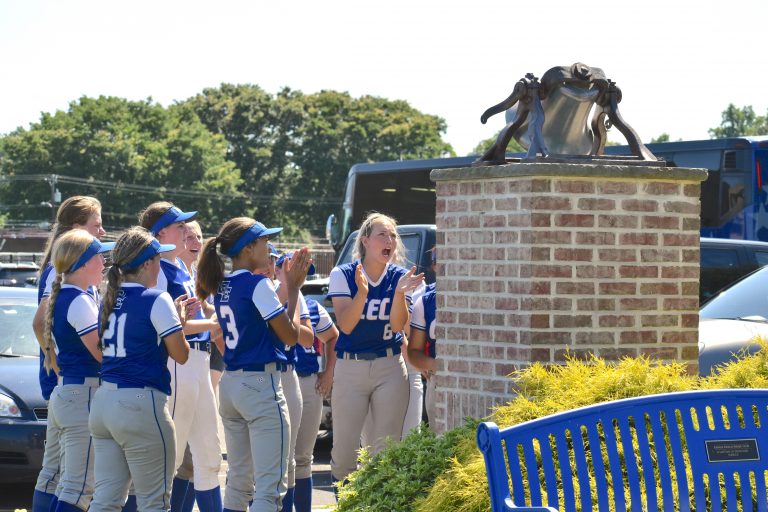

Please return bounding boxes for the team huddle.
[29,197,438,512]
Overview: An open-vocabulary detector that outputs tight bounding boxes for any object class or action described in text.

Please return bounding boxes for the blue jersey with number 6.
[327,261,411,354]
[100,283,183,394]
[214,270,287,370]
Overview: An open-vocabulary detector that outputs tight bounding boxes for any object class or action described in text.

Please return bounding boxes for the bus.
[326,137,768,252]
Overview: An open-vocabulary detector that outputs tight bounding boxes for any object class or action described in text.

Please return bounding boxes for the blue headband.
[150,206,198,236]
[120,239,176,270]
[226,222,283,257]
[275,252,316,276]
[268,243,279,258]
[67,238,116,273]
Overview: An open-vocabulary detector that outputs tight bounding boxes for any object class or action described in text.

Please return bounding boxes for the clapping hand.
[397,266,424,295]
[354,263,369,297]
[284,247,313,289]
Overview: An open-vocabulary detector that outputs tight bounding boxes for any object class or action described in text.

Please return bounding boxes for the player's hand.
[184,296,202,318]
[397,266,424,295]
[174,294,190,327]
[210,322,224,346]
[284,247,312,289]
[354,263,369,297]
[316,370,333,397]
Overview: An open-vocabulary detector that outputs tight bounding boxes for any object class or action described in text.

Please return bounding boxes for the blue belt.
[296,371,316,378]
[189,339,210,352]
[234,361,289,372]
[59,376,100,385]
[337,345,401,361]
[100,381,156,391]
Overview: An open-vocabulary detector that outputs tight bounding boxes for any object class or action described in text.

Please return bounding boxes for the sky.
[1,0,766,156]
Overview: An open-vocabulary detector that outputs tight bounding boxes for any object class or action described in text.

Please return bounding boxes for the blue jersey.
[296,298,334,375]
[214,270,287,371]
[327,261,412,354]
[101,284,183,394]
[275,286,310,365]
[410,288,437,358]
[52,285,100,379]
[156,258,210,345]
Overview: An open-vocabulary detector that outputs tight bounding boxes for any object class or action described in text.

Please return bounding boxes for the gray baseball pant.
[281,367,302,489]
[295,375,324,480]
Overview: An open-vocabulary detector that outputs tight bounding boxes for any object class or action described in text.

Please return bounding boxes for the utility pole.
[47,174,60,222]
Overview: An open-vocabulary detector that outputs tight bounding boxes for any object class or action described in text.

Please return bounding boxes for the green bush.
[336,341,768,512]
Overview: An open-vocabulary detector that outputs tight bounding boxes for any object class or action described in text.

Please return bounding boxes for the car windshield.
[0,268,38,287]
[700,266,768,320]
[0,299,39,356]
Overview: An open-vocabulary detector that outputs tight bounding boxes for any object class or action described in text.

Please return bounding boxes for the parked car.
[700,238,768,304]
[0,262,40,288]
[698,265,768,376]
[0,287,47,484]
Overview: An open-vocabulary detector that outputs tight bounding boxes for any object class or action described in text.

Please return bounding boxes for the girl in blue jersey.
[327,212,424,487]
[89,227,190,512]
[32,196,106,512]
[196,217,312,512]
[292,296,337,512]
[39,229,114,512]
[407,284,437,428]
[138,201,223,512]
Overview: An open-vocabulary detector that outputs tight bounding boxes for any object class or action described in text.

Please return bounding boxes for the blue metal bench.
[477,389,768,511]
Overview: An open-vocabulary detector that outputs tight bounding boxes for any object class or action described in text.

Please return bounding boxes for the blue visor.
[150,206,197,236]
[268,243,279,258]
[275,252,316,276]
[68,238,116,273]
[227,222,283,257]
[120,239,176,270]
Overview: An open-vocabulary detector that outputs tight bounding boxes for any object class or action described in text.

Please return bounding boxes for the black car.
[0,287,47,483]
[700,238,768,304]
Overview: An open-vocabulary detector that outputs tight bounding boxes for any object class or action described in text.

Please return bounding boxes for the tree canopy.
[0,86,453,238]
[709,104,768,139]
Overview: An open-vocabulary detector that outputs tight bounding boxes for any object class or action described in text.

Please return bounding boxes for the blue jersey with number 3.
[327,261,411,354]
[100,283,183,394]
[52,285,100,379]
[214,270,287,370]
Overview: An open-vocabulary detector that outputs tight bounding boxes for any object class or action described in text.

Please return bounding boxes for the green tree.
[470,132,525,156]
[650,133,670,143]
[709,104,768,138]
[0,96,241,231]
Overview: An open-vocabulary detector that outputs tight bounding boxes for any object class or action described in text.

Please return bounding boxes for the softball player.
[195,217,311,512]
[293,297,337,512]
[407,283,437,427]
[32,196,105,512]
[138,201,222,512]
[39,230,114,512]
[273,253,316,512]
[88,227,190,512]
[327,212,424,486]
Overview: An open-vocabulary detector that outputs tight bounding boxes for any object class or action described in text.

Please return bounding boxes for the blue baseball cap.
[268,243,279,258]
[150,206,198,236]
[68,237,116,273]
[120,238,176,270]
[227,222,283,257]
[275,252,316,276]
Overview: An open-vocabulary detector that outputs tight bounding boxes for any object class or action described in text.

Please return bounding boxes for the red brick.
[681,281,700,296]
[531,213,552,227]
[641,315,678,327]
[495,297,520,310]
[458,280,481,292]
[483,181,509,195]
[437,310,456,324]
[436,199,446,213]
[447,360,469,372]
[663,201,699,214]
[556,180,595,194]
[507,246,532,260]
[530,314,550,328]
[494,263,519,278]
[576,265,616,279]
[662,234,699,247]
[495,231,519,244]
[597,347,638,360]
[662,298,698,310]
[470,328,494,342]
[681,345,700,360]
[530,281,552,295]
[469,296,494,310]
[522,197,572,211]
[457,344,482,358]
[574,331,615,345]
[598,182,637,194]
[639,347,678,360]
[458,248,480,260]
[506,180,531,193]
[577,198,616,211]
[470,361,493,375]
[552,298,572,310]
[599,282,637,295]
[526,331,573,344]
[520,298,552,311]
[482,379,507,394]
[619,265,659,278]
[520,230,572,244]
[577,298,597,311]
[682,217,701,231]
[642,216,680,230]
[458,312,481,325]
[531,348,551,362]
[682,249,699,263]
[481,281,506,293]
[598,249,637,262]
[524,265,573,278]
[619,298,658,310]
[620,331,658,344]
[470,231,494,244]
[482,313,505,326]
[554,348,593,362]
[531,247,551,261]
[555,214,595,228]
[494,197,519,211]
[556,282,596,294]
[681,314,699,327]
[644,182,681,195]
[683,184,700,197]
[622,199,658,212]
[599,315,635,327]
[457,215,481,228]
[470,198,493,212]
[436,182,458,196]
[597,299,616,311]
[620,233,659,246]
[447,199,468,212]
[436,215,457,229]
[640,249,681,262]
[459,182,482,195]
[446,231,468,245]
[553,315,593,328]
[495,330,518,342]
[661,266,699,279]
[598,215,639,229]
[640,282,679,295]
[531,179,552,193]
[482,215,506,228]
[576,232,616,245]
[495,362,518,376]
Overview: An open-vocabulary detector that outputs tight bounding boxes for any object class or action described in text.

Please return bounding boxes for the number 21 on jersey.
[103,312,127,357]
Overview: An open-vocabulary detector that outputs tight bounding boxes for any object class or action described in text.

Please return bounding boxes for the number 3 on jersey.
[219,305,239,349]
[103,312,127,357]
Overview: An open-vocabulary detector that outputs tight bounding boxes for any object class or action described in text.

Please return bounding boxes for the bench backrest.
[477,389,768,512]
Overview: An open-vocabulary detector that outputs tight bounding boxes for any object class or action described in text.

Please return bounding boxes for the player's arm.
[315,322,338,396]
[69,296,103,363]
[164,331,190,364]
[332,264,367,335]
[33,297,48,349]
[156,293,190,364]
[296,294,314,348]
[407,328,436,375]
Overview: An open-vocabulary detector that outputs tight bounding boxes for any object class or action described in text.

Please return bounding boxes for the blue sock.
[181,483,196,512]
[223,509,244,512]
[53,500,84,512]
[170,477,190,512]
[293,477,312,512]
[194,486,223,512]
[32,490,56,512]
[121,494,137,512]
[281,486,294,512]
[47,495,59,512]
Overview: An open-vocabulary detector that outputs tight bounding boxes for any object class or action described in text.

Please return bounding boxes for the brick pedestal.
[430,162,708,433]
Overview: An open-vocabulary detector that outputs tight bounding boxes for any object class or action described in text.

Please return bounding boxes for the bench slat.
[570,424,593,511]
[553,430,577,512]
[601,418,627,512]
[538,433,560,511]
[663,406,692,512]
[647,408,675,511]
[616,416,644,512]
